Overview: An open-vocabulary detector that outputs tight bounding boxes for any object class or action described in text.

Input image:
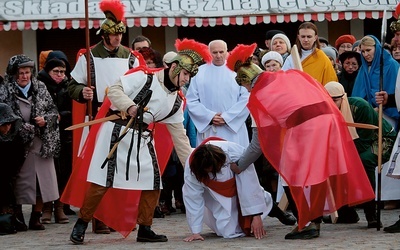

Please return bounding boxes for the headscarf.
[352,35,400,122]
[325,81,359,140]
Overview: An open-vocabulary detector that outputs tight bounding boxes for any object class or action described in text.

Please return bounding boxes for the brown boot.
[54,200,69,224]
[41,202,53,224]
[92,218,110,234]
[29,211,45,230]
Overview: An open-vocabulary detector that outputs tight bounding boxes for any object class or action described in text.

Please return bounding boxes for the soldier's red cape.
[247,70,375,229]
[62,65,174,238]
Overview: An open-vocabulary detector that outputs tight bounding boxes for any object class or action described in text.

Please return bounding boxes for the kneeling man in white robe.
[183,140,273,241]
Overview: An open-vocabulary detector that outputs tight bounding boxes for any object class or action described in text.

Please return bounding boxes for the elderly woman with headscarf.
[352,35,400,131]
[0,54,60,231]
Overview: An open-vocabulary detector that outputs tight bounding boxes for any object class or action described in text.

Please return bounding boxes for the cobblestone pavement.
[2,205,400,250]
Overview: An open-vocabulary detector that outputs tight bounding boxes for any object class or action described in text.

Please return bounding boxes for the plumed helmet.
[167,39,212,79]
[391,4,400,33]
[6,54,36,77]
[97,0,126,35]
[227,43,263,87]
[0,103,22,141]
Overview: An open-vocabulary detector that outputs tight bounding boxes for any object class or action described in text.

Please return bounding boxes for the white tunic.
[186,63,250,146]
[183,140,273,238]
[87,71,183,190]
[71,52,132,102]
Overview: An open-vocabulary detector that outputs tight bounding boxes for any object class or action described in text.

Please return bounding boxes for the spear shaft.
[85,0,92,121]
[377,7,387,231]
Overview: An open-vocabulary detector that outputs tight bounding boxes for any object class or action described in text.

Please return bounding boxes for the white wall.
[22,30,37,64]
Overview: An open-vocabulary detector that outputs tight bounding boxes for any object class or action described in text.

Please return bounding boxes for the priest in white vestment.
[186,40,250,147]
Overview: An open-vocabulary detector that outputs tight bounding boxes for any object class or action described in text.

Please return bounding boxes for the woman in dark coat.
[37,51,72,224]
[336,51,361,97]
[0,102,24,234]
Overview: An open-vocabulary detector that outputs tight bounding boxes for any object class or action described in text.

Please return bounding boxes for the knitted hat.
[322,46,338,61]
[270,33,292,54]
[335,35,356,50]
[45,50,71,75]
[261,51,283,67]
[97,0,126,35]
[167,39,212,78]
[44,58,66,73]
[265,30,285,40]
[227,43,263,87]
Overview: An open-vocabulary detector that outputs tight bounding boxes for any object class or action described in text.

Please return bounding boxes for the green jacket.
[349,97,396,161]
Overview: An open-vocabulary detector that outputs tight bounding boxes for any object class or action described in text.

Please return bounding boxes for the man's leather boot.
[137,225,168,242]
[364,200,382,228]
[70,218,89,244]
[268,201,297,225]
[92,218,110,234]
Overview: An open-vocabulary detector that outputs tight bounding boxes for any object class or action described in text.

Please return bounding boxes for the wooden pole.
[85,0,92,121]
[377,8,387,231]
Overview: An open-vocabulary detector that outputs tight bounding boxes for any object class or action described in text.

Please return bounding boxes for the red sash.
[204,177,252,236]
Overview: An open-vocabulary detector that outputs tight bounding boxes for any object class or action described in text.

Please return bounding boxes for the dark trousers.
[283,186,322,225]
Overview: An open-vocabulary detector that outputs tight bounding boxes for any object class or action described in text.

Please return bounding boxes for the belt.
[286,101,331,129]
[107,109,149,130]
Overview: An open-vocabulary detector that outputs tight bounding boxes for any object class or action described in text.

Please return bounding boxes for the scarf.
[352,35,400,122]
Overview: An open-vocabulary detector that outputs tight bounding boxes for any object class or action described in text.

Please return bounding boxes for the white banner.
[0,0,399,21]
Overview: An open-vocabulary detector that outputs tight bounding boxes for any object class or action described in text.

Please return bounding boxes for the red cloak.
[247,70,375,229]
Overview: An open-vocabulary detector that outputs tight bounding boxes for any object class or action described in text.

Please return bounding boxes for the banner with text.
[0,0,399,21]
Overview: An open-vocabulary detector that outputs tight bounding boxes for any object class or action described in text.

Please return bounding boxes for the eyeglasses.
[340,44,353,49]
[51,69,66,75]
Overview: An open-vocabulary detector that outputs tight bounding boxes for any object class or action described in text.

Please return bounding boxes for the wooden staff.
[84,0,92,121]
[377,7,387,231]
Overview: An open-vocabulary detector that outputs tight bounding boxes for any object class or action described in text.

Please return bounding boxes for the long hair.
[296,22,321,57]
[189,144,226,183]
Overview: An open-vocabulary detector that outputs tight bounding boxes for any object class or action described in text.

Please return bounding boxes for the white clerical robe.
[183,140,273,238]
[186,63,250,146]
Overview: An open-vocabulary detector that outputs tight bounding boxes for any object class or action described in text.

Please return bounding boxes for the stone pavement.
[2,205,400,250]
